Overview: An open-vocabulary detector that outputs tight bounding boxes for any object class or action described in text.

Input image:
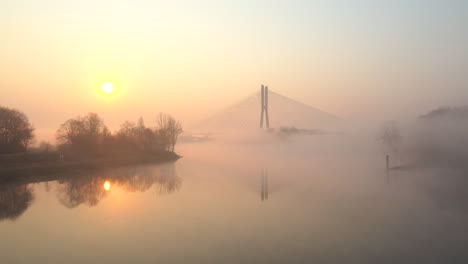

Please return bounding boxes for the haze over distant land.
[1,0,468,142]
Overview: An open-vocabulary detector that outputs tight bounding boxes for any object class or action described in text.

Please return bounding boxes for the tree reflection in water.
[58,176,107,208]
[152,162,181,194]
[57,162,181,208]
[0,184,34,221]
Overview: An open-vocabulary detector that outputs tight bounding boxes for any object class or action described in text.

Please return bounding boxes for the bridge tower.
[260,84,270,128]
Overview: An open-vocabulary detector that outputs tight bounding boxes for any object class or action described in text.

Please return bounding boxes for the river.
[1,135,468,263]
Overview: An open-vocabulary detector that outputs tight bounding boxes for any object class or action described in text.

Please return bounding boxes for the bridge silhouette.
[193,86,340,132]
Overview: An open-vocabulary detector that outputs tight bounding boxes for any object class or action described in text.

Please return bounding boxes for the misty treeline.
[409,106,468,166]
[56,112,183,157]
[378,106,468,168]
[0,105,183,156]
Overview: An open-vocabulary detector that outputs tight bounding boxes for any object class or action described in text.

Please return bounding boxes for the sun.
[101,82,115,94]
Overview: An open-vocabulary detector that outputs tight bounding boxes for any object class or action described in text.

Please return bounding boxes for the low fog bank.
[399,106,468,169]
[177,126,385,174]
[179,104,468,173]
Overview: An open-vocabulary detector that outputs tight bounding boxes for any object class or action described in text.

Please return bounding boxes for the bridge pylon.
[260,84,270,129]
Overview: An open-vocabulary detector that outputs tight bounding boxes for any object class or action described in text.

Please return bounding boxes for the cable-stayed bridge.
[192,86,340,132]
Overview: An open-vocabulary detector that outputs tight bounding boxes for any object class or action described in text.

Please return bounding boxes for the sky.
[1,0,467,140]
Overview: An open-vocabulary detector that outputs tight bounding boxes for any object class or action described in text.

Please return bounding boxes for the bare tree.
[156,113,170,151]
[167,117,183,152]
[378,121,402,158]
[156,113,183,152]
[0,106,35,154]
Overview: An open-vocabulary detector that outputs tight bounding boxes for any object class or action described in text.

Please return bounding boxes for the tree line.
[0,106,183,157]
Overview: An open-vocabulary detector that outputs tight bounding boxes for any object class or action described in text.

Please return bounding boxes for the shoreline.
[0,151,181,184]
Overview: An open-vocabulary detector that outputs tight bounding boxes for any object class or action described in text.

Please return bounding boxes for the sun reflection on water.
[103,181,111,191]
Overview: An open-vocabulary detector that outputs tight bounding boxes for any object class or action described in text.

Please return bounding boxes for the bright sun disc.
[101,82,114,94]
[103,181,111,191]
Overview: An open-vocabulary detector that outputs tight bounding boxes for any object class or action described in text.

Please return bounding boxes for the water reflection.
[58,176,108,208]
[157,163,182,194]
[0,183,34,221]
[115,163,181,194]
[0,162,181,221]
[57,162,181,208]
[103,181,111,191]
[261,168,268,201]
[386,166,390,184]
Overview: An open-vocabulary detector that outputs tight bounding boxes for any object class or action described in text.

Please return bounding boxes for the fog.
[3,109,468,262]
[2,0,468,263]
[157,129,468,262]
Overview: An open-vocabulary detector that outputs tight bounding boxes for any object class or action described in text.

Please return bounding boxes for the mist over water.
[2,129,468,264]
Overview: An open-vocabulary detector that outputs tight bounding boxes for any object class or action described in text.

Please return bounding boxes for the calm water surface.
[1,137,468,263]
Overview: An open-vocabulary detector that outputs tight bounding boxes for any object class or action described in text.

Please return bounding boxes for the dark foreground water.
[1,136,468,263]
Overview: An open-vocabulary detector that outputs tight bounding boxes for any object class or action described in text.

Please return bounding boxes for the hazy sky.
[1,0,467,139]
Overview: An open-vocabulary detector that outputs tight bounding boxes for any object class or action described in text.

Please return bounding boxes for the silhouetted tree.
[0,106,35,154]
[56,113,108,156]
[168,118,183,152]
[116,118,157,152]
[135,117,157,151]
[157,113,183,152]
[156,113,170,151]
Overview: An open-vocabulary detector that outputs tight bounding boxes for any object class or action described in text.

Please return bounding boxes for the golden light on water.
[103,181,111,191]
[101,82,115,94]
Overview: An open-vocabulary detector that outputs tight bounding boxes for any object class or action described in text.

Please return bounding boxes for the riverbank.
[0,151,181,183]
